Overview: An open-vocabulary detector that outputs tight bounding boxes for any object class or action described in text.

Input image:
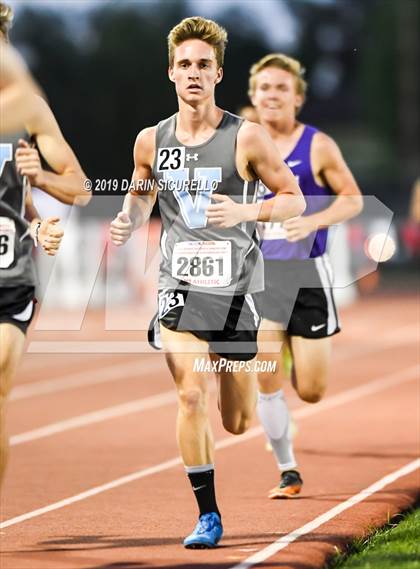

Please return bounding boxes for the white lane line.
[10,359,164,401]
[18,353,109,373]
[10,363,419,448]
[333,329,419,360]
[9,389,177,446]
[2,364,418,529]
[292,364,420,421]
[1,428,261,530]
[13,322,416,402]
[230,459,420,569]
[0,456,183,530]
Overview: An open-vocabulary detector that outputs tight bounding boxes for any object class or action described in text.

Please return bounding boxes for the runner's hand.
[110,211,133,246]
[283,215,317,242]
[38,217,64,256]
[206,194,247,228]
[15,139,46,188]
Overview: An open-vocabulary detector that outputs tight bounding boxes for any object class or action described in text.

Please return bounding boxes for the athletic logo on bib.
[172,240,231,287]
[0,217,16,269]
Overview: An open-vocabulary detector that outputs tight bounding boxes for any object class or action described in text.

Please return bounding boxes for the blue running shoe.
[183,512,223,549]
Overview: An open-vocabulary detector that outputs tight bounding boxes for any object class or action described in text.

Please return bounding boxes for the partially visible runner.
[249,54,363,498]
[0,2,90,485]
[0,3,41,133]
[110,18,305,548]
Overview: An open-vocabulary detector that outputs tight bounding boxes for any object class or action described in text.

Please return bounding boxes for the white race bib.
[0,217,16,269]
[172,240,231,287]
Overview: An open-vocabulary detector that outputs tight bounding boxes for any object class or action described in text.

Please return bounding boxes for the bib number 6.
[0,217,16,269]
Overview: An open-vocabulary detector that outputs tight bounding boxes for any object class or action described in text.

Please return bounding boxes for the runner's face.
[251,67,302,123]
[169,39,223,104]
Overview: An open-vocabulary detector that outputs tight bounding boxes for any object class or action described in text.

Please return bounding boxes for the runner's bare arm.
[110,127,157,246]
[24,186,41,224]
[311,133,362,224]
[282,133,363,241]
[244,122,305,221]
[0,42,41,133]
[15,95,90,206]
[206,122,305,228]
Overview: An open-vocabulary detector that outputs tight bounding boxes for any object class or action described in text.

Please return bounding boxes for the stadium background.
[6,0,420,313]
[1,3,419,567]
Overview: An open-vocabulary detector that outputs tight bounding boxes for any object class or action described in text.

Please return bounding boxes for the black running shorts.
[0,285,36,334]
[148,287,262,361]
[260,255,340,338]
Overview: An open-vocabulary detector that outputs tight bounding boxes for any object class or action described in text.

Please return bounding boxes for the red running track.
[0,293,419,569]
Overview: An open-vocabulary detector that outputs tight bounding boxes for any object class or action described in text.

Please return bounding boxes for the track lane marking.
[9,363,419,446]
[9,390,177,445]
[12,323,417,401]
[230,459,420,569]
[2,363,418,529]
[10,359,165,401]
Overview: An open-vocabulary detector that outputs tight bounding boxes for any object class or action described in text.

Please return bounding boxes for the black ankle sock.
[187,469,220,518]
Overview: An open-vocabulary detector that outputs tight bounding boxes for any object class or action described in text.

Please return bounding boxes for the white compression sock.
[257,389,297,471]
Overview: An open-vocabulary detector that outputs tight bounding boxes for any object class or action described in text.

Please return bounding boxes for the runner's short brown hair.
[168,16,228,68]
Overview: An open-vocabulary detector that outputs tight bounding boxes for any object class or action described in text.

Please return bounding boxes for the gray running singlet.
[152,111,263,295]
[0,132,36,287]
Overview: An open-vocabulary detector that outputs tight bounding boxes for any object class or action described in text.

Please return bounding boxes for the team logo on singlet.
[157,144,222,229]
[165,168,222,229]
[287,159,302,168]
[0,144,13,177]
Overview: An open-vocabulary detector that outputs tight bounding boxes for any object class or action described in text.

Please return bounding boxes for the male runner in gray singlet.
[110,17,305,548]
[0,2,90,486]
